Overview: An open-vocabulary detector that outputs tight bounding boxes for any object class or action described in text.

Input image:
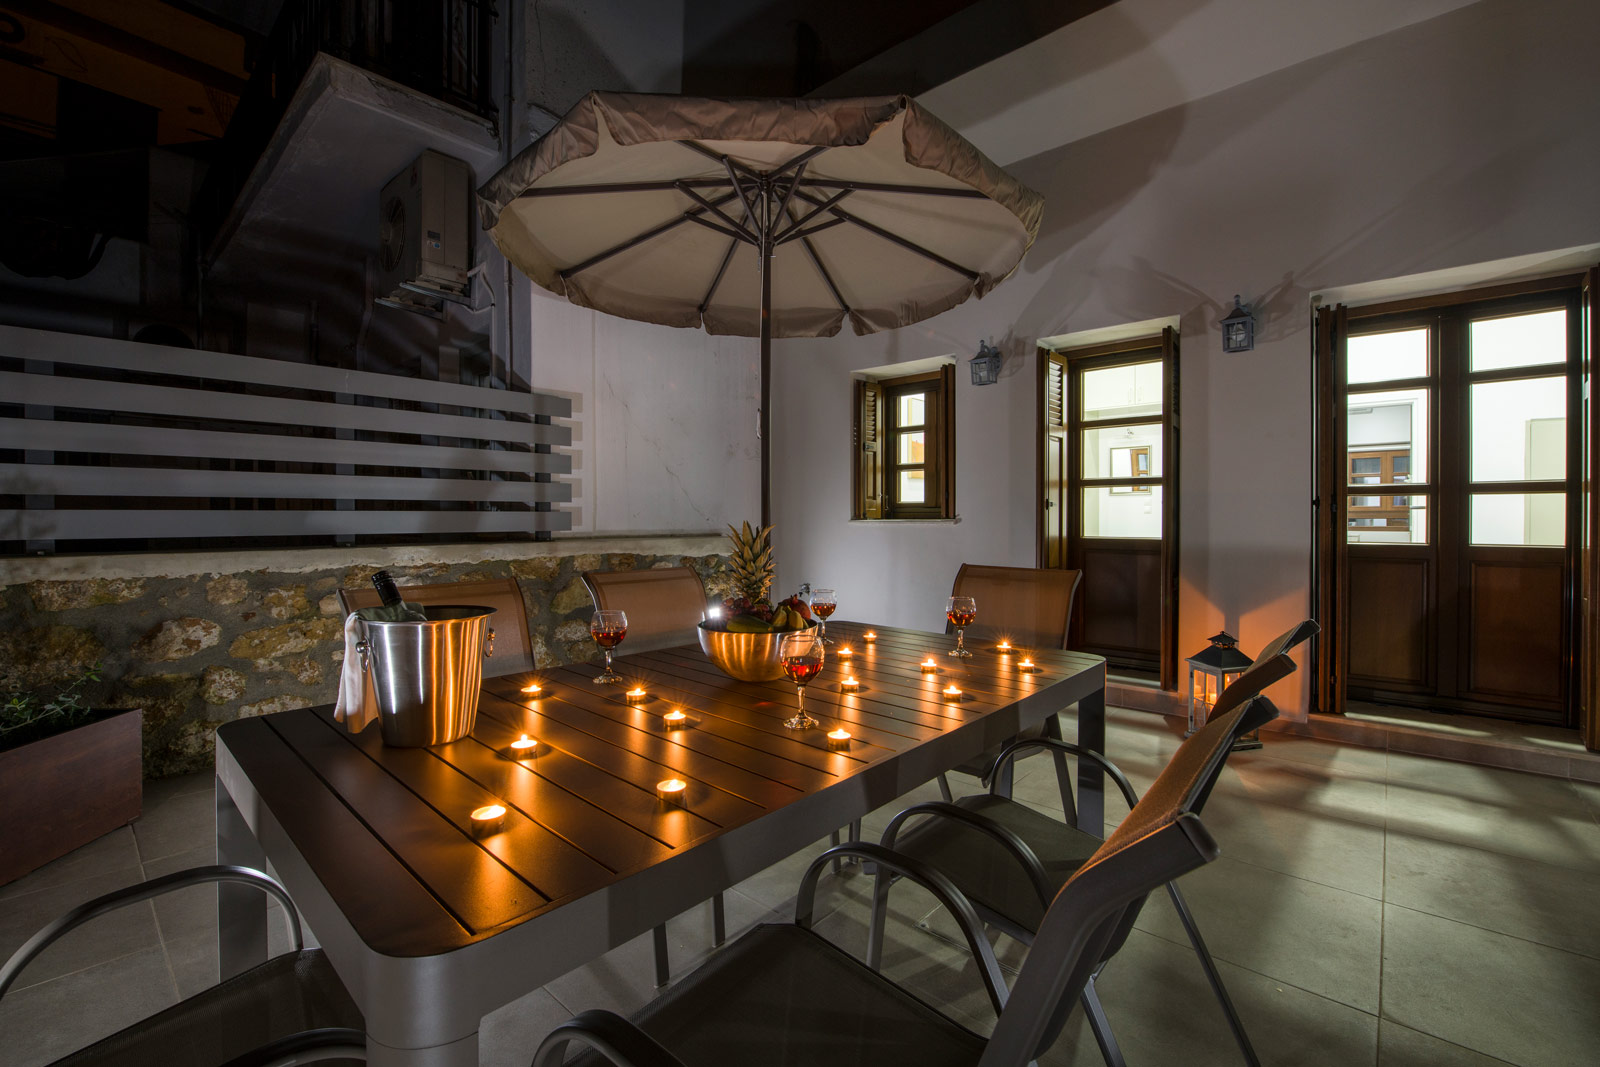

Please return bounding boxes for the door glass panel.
[1348,389,1429,485]
[1469,377,1566,482]
[1469,493,1565,546]
[1081,424,1163,478]
[1081,486,1162,539]
[1347,494,1428,543]
[1348,328,1428,384]
[897,469,925,503]
[897,431,924,464]
[1470,309,1567,372]
[1080,361,1162,422]
[897,392,925,427]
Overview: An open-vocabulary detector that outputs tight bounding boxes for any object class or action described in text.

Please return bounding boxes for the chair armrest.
[795,842,1010,1016]
[880,801,1054,908]
[532,1009,690,1067]
[219,1027,367,1067]
[0,865,302,1001]
[987,739,1142,810]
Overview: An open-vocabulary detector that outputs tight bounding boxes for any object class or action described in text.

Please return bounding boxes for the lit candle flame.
[521,683,542,695]
[920,657,938,672]
[841,675,860,692]
[838,646,853,657]
[997,641,1012,652]
[510,734,538,752]
[863,631,876,642]
[826,728,852,750]
[943,685,962,699]
[663,709,688,727]
[656,778,688,805]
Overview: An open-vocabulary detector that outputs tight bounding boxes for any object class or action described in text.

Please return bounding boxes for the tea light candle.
[625,687,649,705]
[863,631,876,642]
[469,803,507,837]
[837,645,853,658]
[996,640,1013,653]
[662,709,689,729]
[509,734,539,756]
[1018,658,1038,673]
[520,682,542,696]
[840,675,860,693]
[920,657,938,673]
[826,728,852,750]
[656,778,687,806]
[942,684,963,701]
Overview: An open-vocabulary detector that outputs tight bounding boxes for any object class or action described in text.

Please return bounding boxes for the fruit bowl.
[698,621,814,682]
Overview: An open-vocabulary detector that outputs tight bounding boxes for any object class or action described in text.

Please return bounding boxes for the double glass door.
[1339,292,1578,724]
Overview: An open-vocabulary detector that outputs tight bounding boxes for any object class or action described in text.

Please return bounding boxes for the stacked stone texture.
[0,552,734,778]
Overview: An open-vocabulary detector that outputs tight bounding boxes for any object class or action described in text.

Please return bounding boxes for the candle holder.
[662,709,690,730]
[506,734,539,759]
[1017,658,1039,674]
[656,778,688,807]
[826,728,852,751]
[863,631,876,643]
[840,676,861,693]
[520,682,543,697]
[919,657,939,674]
[941,684,964,702]
[624,687,649,705]
[837,646,853,659]
[469,803,507,838]
[995,641,1013,654]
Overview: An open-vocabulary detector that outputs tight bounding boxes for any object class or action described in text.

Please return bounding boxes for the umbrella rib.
[517,178,731,198]
[775,216,847,247]
[558,190,743,280]
[785,203,851,314]
[791,189,980,281]
[798,178,989,199]
[698,197,754,315]
[774,189,852,242]
[683,212,753,244]
[675,183,758,244]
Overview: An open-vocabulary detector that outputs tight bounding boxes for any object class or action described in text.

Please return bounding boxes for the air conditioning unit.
[377,150,472,315]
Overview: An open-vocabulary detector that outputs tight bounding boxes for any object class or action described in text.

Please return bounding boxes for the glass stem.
[956,628,966,654]
[604,648,614,673]
[796,684,806,719]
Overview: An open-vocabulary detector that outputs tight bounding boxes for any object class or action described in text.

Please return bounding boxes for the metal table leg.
[1075,686,1106,836]
[215,775,267,981]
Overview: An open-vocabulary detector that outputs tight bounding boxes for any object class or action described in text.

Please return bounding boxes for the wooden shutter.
[854,379,886,519]
[1312,303,1350,716]
[940,362,956,519]
[1159,326,1180,690]
[1039,352,1068,567]
[1583,268,1600,751]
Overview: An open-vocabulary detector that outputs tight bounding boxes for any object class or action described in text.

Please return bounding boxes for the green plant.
[0,664,104,752]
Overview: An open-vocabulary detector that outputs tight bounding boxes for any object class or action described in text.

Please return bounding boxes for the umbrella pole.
[759,230,772,529]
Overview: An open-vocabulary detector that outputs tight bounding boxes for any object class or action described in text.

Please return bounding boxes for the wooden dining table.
[213,621,1106,1066]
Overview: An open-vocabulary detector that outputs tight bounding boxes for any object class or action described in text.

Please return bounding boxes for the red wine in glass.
[810,587,837,645]
[946,596,976,658]
[590,609,628,684]
[779,631,824,729]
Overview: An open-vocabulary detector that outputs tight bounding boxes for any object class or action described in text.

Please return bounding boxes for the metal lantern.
[1221,295,1255,353]
[1186,631,1255,746]
[970,340,1002,385]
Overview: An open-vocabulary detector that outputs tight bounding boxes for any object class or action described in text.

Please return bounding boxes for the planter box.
[0,709,143,886]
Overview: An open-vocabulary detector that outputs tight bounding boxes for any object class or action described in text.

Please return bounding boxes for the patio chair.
[937,563,1082,801]
[338,576,534,677]
[581,565,719,986]
[0,865,364,1066]
[580,566,709,654]
[528,688,1237,1067]
[874,620,1320,1067]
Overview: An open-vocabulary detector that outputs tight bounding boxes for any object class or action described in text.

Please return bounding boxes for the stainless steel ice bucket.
[357,605,497,747]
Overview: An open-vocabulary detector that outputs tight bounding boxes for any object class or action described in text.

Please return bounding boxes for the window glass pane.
[1470,309,1567,372]
[1348,328,1427,385]
[897,469,925,504]
[1470,493,1565,546]
[1081,425,1163,478]
[1348,389,1428,485]
[1347,494,1428,544]
[1469,377,1566,482]
[896,392,926,427]
[1081,486,1162,539]
[1080,361,1162,422]
[897,431,924,464]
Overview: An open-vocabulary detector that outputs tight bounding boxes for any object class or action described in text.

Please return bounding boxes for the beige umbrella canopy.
[477,91,1043,521]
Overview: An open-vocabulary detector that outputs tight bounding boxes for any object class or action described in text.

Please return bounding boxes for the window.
[854,364,954,519]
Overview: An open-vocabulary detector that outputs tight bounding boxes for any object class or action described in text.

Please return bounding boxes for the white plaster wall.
[769,0,1600,718]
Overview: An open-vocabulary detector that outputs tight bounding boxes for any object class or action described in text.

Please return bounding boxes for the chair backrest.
[580,567,708,653]
[338,578,534,677]
[949,564,1081,650]
[980,698,1269,1066]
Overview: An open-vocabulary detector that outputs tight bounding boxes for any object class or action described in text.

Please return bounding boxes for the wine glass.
[779,630,825,730]
[590,609,627,684]
[946,595,976,658]
[809,587,837,645]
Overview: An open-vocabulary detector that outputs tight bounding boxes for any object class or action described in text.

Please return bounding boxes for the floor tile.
[131,786,215,864]
[1194,787,1387,899]
[1377,1019,1516,1066]
[1133,856,1384,1013]
[0,867,164,989]
[1384,775,1600,873]
[141,844,218,944]
[1251,734,1391,777]
[0,945,177,1067]
[162,928,221,1000]
[1380,904,1600,1067]
[0,825,142,903]
[1384,830,1600,958]
[1212,755,1390,829]
[1387,752,1600,817]
[481,985,582,1067]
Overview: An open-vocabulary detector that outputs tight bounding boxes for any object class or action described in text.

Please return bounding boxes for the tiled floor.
[5,707,1600,1066]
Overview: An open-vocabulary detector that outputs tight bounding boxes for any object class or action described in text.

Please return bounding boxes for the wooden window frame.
[854,365,955,520]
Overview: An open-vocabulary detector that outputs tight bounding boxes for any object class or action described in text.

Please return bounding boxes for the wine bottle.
[358,569,426,621]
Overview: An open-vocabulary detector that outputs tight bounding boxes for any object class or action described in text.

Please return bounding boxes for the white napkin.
[333,612,379,733]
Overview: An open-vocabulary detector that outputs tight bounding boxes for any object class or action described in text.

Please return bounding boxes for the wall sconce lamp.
[969,340,1002,385]
[1221,296,1255,353]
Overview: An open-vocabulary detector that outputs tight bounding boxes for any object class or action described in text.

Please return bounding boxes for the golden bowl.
[698,622,813,682]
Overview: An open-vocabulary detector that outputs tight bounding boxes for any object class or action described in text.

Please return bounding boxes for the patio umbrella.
[477,92,1043,524]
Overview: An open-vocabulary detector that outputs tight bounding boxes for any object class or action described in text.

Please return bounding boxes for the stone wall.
[0,538,733,778]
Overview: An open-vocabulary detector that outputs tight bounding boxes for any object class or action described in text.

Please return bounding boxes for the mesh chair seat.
[55,949,362,1067]
[568,924,986,1067]
[896,793,1101,931]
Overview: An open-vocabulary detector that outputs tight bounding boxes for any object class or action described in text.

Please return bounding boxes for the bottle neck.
[370,570,402,607]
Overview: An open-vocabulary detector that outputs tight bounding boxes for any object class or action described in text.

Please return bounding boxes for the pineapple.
[726,521,775,603]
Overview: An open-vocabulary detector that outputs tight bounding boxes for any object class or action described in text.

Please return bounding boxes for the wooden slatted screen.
[1,325,573,549]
